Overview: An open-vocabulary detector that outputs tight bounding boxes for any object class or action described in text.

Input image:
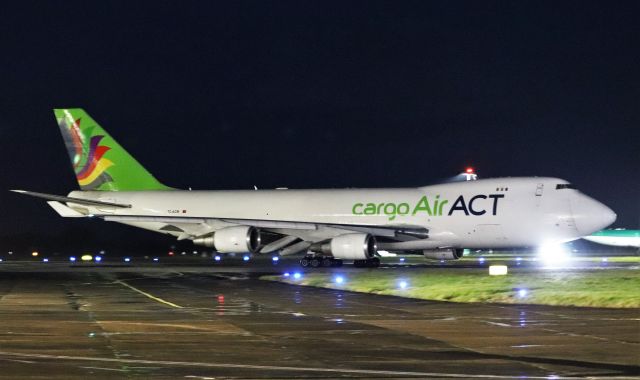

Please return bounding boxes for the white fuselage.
[67,177,616,250]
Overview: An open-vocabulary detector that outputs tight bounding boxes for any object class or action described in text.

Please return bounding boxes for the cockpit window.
[556,183,577,190]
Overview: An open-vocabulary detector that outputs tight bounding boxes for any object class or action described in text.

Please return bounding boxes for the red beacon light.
[465,167,475,174]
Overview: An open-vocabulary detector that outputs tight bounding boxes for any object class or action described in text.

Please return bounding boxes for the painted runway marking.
[0,351,572,379]
[114,280,183,308]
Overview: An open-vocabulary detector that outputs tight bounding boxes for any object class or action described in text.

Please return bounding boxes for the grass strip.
[263,268,640,308]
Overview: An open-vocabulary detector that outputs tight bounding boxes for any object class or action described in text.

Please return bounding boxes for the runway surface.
[0,263,638,379]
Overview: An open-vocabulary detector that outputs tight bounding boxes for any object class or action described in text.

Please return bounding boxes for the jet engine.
[312,233,377,260]
[422,248,463,260]
[193,226,261,253]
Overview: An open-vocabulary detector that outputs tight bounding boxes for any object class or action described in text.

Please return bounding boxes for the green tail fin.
[54,108,172,191]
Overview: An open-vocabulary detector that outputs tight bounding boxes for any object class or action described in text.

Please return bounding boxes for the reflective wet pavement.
[0,266,638,378]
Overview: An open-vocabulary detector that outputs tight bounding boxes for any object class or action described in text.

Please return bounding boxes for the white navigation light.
[489,265,508,276]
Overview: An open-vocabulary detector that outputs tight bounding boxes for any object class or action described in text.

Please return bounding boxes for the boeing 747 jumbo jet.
[13,109,617,267]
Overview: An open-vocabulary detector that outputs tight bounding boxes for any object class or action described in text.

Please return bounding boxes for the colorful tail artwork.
[54,108,172,191]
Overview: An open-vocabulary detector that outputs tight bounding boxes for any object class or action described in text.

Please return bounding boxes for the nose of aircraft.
[571,194,617,236]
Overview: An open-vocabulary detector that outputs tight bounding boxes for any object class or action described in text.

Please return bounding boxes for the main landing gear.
[299,256,343,268]
[353,257,380,268]
[299,255,380,268]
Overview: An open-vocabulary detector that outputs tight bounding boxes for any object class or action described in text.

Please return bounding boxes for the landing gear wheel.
[369,257,380,268]
[331,259,343,267]
[310,258,321,268]
[300,258,310,267]
[353,260,366,268]
[322,258,333,267]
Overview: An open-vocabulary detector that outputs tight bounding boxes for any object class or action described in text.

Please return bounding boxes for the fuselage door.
[535,183,544,197]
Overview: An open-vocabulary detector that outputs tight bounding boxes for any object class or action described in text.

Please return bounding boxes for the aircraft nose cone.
[572,195,617,235]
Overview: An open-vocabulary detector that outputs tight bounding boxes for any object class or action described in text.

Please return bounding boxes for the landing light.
[537,242,571,267]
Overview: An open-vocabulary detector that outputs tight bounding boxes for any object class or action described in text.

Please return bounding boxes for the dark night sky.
[1,1,638,251]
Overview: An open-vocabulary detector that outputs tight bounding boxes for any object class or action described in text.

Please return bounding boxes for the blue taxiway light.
[243,255,250,262]
[69,257,76,262]
[334,275,344,284]
[399,258,405,262]
[153,257,159,262]
[94,256,102,262]
[398,280,408,289]
[293,272,302,279]
[518,289,528,298]
[214,255,222,262]
[272,256,279,262]
[478,257,485,264]
[43,258,49,262]
[283,272,290,277]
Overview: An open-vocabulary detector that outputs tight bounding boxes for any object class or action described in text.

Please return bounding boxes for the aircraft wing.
[13,190,429,254]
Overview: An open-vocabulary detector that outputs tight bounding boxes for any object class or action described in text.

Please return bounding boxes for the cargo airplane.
[13,109,617,268]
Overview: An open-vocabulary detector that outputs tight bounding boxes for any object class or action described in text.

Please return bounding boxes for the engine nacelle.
[422,248,463,260]
[193,226,261,253]
[313,233,377,260]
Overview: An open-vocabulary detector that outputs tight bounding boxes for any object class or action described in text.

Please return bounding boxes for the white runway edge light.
[489,265,508,276]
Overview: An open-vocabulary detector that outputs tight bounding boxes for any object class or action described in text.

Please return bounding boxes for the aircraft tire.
[300,258,310,267]
[310,258,321,268]
[369,257,380,267]
[322,258,333,267]
[331,259,343,267]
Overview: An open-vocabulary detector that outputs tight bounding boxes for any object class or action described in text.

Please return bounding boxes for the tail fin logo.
[58,112,114,190]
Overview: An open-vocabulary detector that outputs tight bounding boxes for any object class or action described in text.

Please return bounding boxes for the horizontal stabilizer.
[11,190,131,208]
[47,201,86,217]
